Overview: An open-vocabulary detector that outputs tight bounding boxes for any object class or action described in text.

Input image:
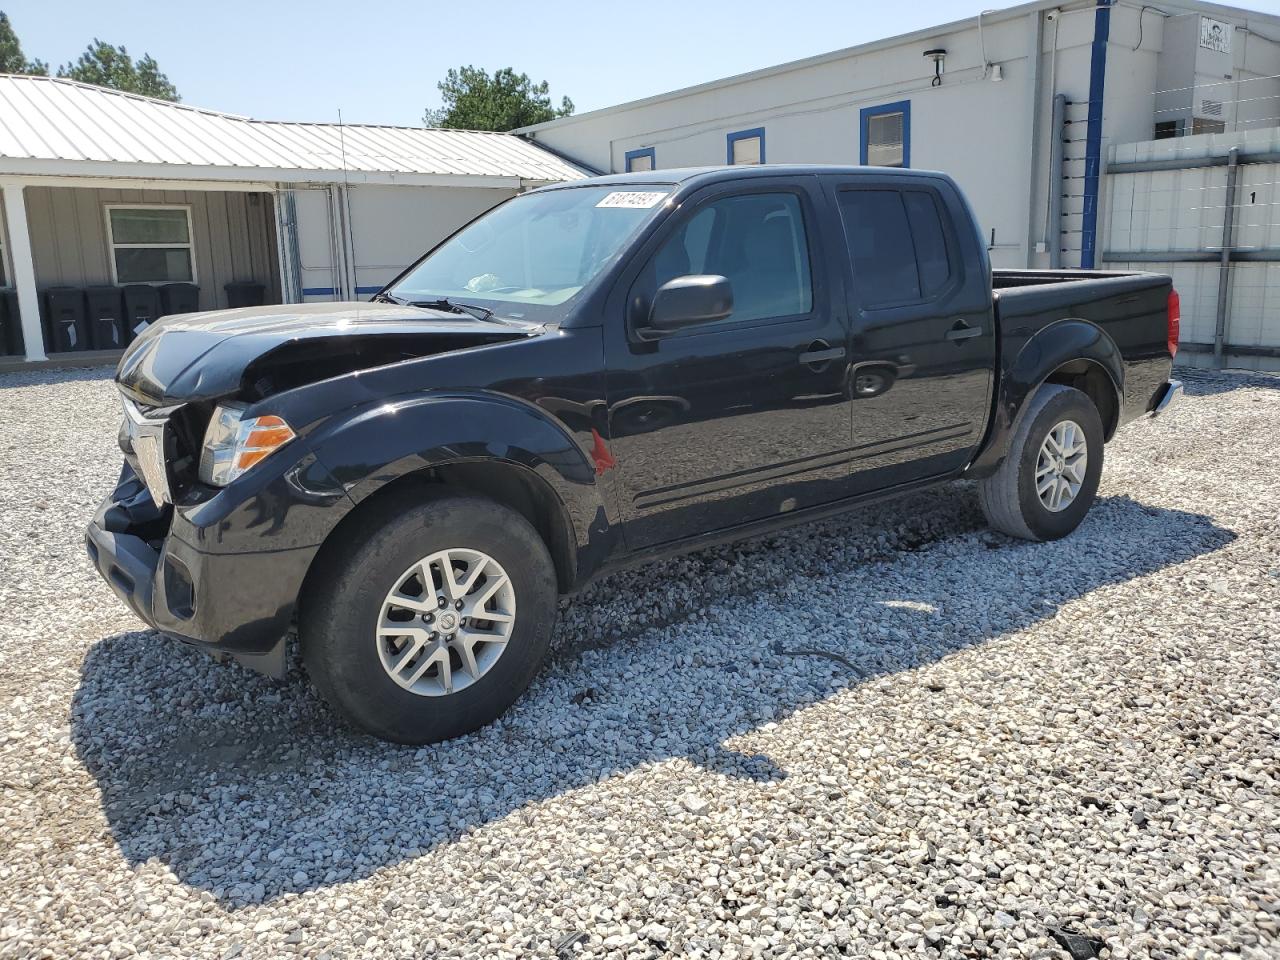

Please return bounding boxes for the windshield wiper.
[379,293,526,327]
[410,298,496,323]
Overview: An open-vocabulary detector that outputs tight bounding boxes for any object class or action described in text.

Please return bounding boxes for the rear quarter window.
[903,191,953,297]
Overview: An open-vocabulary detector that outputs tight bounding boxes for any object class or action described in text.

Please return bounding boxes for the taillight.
[1167,289,1180,359]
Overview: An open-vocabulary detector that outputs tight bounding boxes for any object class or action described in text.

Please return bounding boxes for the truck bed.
[991,268,1175,430]
[992,268,1140,290]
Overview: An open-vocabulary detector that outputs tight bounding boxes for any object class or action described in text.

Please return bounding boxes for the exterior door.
[822,175,995,493]
[604,177,853,550]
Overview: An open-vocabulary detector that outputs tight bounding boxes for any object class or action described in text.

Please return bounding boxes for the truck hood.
[116,301,538,406]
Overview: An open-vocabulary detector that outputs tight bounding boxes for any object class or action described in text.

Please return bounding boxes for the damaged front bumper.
[85,462,344,678]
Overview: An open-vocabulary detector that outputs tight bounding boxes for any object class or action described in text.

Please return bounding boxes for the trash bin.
[160,282,199,316]
[0,289,23,357]
[85,286,127,350]
[122,284,162,343]
[224,281,266,308]
[43,287,88,353]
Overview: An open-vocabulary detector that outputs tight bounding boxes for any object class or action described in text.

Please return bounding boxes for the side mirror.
[645,275,733,335]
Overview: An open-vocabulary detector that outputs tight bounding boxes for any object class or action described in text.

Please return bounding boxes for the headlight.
[198,403,297,487]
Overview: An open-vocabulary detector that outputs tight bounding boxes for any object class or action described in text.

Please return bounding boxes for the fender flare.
[304,392,613,588]
[968,318,1123,477]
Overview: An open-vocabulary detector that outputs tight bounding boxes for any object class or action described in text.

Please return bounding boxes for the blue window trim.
[726,127,766,165]
[859,100,911,168]
[624,146,655,172]
[1080,0,1112,269]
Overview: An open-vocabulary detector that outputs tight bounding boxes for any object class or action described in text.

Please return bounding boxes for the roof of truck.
[539,165,950,190]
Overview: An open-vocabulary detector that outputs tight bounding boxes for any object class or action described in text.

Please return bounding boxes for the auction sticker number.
[596,191,667,209]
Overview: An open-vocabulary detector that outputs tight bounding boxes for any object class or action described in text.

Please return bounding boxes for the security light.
[924,48,947,86]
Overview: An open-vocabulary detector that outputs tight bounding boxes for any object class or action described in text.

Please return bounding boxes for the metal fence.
[1101,127,1280,371]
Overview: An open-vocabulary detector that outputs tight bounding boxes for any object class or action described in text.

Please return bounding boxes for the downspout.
[325,185,345,301]
[1023,9,1044,267]
[271,188,303,305]
[1080,0,1113,269]
[283,190,302,303]
[337,184,359,300]
[1214,147,1240,367]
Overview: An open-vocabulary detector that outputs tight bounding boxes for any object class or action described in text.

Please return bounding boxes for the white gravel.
[1,365,1277,960]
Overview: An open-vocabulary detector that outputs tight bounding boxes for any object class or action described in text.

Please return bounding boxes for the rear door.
[822,175,995,493]
[603,176,853,549]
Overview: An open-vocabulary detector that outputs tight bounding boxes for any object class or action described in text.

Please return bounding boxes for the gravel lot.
[1,366,1277,960]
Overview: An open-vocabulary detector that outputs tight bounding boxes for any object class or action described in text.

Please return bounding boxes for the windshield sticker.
[596,191,667,209]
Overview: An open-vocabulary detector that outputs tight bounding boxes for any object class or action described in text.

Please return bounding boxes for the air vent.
[866,110,905,168]
[1199,98,1224,117]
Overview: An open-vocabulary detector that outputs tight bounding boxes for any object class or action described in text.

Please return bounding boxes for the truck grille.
[120,396,173,505]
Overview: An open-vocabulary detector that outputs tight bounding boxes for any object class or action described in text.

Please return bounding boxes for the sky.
[7,0,1280,126]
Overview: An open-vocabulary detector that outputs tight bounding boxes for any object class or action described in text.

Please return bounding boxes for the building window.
[105,205,196,285]
[726,127,765,165]
[625,147,656,172]
[860,101,911,168]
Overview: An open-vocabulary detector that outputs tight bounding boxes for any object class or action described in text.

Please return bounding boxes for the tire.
[301,491,558,744]
[978,384,1104,542]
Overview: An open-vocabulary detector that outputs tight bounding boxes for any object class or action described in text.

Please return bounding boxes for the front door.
[605,177,852,550]
[822,175,996,493]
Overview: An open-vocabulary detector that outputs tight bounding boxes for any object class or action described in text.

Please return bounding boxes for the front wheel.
[301,492,558,744]
[978,384,1104,541]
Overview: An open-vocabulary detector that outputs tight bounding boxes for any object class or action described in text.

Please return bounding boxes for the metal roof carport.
[0,75,586,361]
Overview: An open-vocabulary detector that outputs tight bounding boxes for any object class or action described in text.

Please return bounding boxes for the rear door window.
[838,190,919,306]
[837,187,954,307]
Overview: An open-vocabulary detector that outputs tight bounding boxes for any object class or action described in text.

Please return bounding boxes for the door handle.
[946,320,983,342]
[799,342,846,366]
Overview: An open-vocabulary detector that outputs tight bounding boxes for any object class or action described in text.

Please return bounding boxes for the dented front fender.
[304,391,618,589]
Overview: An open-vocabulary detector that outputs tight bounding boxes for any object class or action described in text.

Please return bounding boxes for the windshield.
[388,185,674,320]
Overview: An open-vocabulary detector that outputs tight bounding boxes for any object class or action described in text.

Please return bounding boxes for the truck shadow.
[1177,367,1280,397]
[70,488,1233,907]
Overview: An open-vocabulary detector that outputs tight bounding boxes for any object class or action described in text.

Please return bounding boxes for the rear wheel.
[978,384,1104,541]
[302,492,557,744]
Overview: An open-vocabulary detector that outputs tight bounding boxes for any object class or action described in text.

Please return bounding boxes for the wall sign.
[1200,17,1232,55]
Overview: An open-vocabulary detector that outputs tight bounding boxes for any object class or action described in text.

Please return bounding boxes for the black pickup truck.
[87,166,1182,743]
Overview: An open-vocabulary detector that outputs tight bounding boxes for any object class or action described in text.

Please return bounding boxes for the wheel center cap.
[438,612,459,632]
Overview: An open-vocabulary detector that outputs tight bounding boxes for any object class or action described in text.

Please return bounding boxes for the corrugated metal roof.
[0,74,587,183]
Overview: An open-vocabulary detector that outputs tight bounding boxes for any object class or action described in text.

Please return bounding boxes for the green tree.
[0,11,48,75]
[57,39,179,101]
[424,66,572,131]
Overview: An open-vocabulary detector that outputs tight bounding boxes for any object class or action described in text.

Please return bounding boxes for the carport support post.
[1,182,44,361]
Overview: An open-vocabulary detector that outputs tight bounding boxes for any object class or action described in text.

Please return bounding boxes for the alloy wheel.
[375,548,516,697]
[1034,419,1088,512]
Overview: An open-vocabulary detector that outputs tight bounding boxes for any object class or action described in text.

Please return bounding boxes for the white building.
[519,0,1280,368]
[0,75,584,364]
